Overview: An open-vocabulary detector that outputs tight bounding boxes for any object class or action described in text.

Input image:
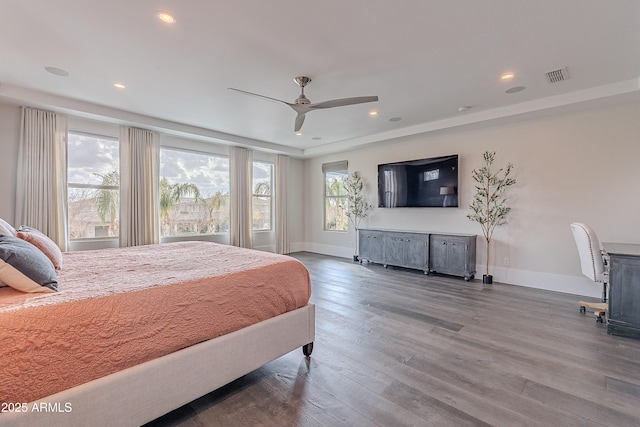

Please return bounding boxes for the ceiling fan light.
[44,66,69,77]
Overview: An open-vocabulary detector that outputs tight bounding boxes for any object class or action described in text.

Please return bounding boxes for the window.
[67,132,120,240]
[159,147,230,237]
[323,161,349,231]
[252,161,273,231]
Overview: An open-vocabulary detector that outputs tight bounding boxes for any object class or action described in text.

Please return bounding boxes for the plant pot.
[482,274,493,284]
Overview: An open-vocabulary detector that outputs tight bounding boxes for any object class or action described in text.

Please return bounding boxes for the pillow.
[17,225,44,234]
[16,227,63,270]
[0,235,58,293]
[0,218,16,236]
[0,219,18,288]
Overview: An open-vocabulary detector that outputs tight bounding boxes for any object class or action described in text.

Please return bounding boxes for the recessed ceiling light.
[369,110,378,117]
[312,137,322,140]
[44,66,69,77]
[505,86,525,94]
[389,117,402,122]
[458,106,471,113]
[501,72,515,81]
[295,131,303,136]
[157,11,176,24]
[113,83,126,89]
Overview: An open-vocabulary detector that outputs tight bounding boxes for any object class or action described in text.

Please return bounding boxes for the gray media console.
[358,229,477,280]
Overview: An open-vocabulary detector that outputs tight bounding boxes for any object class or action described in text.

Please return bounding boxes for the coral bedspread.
[0,242,311,403]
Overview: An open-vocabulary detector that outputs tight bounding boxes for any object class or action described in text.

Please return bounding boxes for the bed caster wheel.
[596,316,604,323]
[302,342,314,357]
[580,306,586,313]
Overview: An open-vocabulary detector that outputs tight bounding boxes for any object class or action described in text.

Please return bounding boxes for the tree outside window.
[159,148,230,237]
[324,170,349,231]
[252,161,273,231]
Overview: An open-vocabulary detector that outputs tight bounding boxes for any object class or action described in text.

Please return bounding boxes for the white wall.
[303,100,640,297]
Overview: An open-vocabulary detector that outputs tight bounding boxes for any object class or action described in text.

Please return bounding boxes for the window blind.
[321,160,348,173]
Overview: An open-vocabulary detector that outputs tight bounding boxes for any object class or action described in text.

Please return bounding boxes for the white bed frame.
[0,304,315,427]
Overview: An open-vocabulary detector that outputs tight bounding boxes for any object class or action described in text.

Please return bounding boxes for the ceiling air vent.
[545,67,569,84]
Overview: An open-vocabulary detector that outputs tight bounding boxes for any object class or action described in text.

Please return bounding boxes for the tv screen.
[378,154,458,208]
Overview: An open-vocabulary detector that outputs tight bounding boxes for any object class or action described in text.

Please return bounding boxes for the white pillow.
[0,218,16,236]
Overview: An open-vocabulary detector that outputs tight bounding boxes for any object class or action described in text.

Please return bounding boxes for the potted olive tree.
[467,151,516,284]
[344,171,373,261]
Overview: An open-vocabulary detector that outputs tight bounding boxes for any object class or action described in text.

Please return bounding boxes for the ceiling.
[2,0,640,157]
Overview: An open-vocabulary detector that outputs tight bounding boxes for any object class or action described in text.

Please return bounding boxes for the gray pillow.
[0,235,58,292]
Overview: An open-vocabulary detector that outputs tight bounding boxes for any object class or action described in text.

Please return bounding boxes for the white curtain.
[119,127,160,247]
[229,146,253,248]
[275,154,290,254]
[15,107,68,250]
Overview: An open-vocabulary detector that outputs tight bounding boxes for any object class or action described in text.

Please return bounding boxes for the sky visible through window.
[67,133,119,184]
[253,161,272,192]
[160,148,228,197]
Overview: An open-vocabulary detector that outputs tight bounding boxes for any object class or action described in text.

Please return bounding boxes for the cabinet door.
[384,234,405,266]
[359,231,383,262]
[403,236,428,269]
[609,256,640,325]
[430,236,448,271]
[446,238,468,273]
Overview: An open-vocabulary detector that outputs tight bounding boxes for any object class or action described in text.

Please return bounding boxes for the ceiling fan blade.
[294,112,306,132]
[228,88,294,106]
[309,96,378,110]
[231,78,378,133]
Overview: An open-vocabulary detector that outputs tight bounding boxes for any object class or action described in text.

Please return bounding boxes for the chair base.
[579,301,607,323]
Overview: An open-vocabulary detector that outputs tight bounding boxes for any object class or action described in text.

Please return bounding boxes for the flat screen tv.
[378,154,458,208]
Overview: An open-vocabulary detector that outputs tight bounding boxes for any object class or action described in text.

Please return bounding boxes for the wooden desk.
[603,242,640,338]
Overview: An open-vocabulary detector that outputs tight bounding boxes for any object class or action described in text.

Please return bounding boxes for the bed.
[0,240,315,427]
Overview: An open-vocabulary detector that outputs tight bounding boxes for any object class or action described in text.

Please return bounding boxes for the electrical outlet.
[504,257,510,266]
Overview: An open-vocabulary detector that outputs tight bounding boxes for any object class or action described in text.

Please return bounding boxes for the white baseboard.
[292,242,354,259]
[292,242,602,298]
[290,242,306,254]
[490,265,601,298]
[252,244,275,253]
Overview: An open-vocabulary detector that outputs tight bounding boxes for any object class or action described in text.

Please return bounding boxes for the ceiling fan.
[229,76,378,133]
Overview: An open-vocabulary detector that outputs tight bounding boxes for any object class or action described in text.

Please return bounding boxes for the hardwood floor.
[144,252,640,426]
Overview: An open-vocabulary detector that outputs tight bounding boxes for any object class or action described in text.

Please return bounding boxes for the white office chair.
[570,222,608,323]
